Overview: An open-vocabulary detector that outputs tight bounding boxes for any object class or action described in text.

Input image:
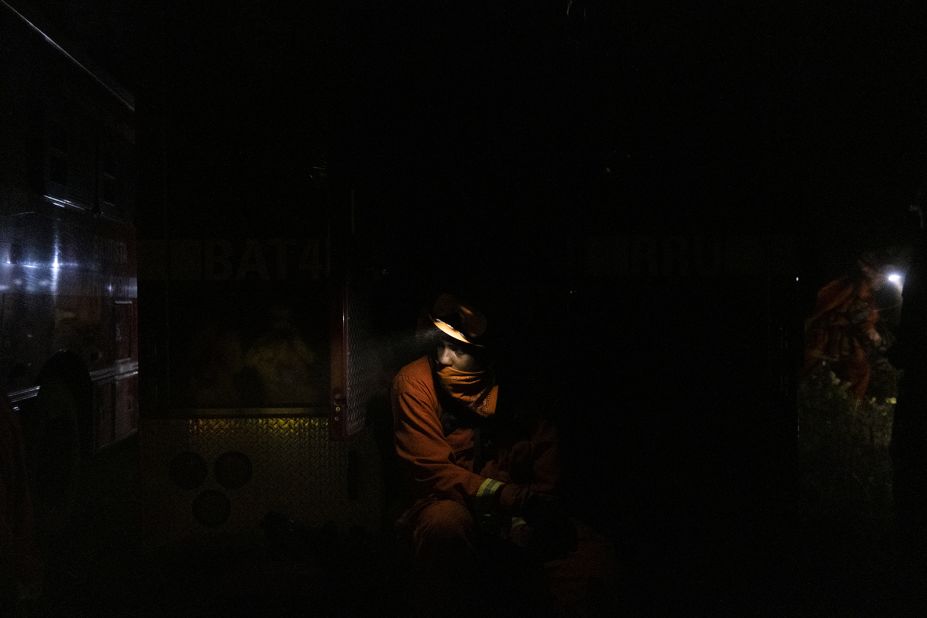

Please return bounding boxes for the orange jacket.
[391,356,560,516]
[803,276,880,398]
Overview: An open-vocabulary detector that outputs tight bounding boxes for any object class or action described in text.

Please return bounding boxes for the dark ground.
[19,429,927,617]
[27,433,414,618]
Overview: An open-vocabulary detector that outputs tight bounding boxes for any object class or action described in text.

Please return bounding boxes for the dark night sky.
[24,1,927,246]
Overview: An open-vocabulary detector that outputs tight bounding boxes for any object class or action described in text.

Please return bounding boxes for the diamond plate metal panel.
[140,415,383,550]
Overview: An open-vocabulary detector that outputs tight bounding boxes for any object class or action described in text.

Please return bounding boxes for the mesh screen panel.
[331,275,389,440]
[341,284,379,438]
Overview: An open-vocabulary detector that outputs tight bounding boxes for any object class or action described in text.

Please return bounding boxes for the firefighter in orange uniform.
[392,292,615,616]
[804,253,888,399]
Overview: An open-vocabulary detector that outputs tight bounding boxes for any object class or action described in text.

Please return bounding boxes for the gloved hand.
[514,492,577,561]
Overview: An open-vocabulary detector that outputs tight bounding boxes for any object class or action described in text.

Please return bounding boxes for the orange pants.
[404,499,620,616]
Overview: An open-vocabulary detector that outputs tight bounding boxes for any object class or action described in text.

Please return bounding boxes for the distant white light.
[795,276,800,283]
[887,272,904,290]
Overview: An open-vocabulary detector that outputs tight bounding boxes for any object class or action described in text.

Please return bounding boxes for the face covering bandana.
[436,365,499,417]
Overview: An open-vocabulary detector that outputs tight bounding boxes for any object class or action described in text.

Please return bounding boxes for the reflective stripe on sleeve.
[475,478,504,514]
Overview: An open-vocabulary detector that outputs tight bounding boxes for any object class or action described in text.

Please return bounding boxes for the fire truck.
[135,17,391,544]
[0,1,138,532]
[136,179,389,548]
